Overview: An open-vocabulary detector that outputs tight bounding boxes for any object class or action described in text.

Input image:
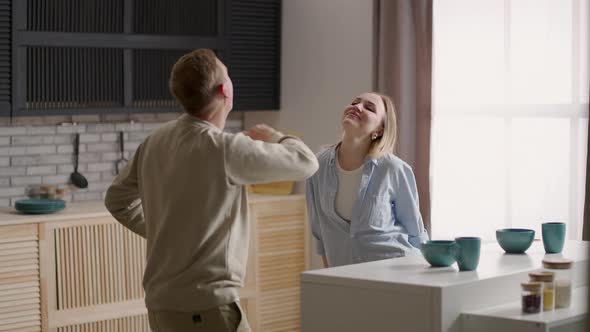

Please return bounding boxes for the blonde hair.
[169,49,225,116]
[367,93,397,158]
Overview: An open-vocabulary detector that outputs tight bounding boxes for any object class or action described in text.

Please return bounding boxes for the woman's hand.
[243,124,281,143]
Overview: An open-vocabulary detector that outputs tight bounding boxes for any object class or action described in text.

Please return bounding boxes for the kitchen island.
[301,240,589,332]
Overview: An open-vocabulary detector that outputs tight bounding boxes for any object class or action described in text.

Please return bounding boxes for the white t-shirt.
[335,156,363,222]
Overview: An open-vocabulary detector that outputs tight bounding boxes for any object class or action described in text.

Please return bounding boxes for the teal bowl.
[421,240,456,267]
[496,228,535,254]
[15,198,66,214]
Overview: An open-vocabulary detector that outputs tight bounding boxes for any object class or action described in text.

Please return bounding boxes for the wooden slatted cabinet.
[9,194,308,332]
[39,217,150,332]
[248,196,308,332]
[0,224,41,332]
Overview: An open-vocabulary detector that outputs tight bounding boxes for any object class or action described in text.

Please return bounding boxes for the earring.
[371,133,378,140]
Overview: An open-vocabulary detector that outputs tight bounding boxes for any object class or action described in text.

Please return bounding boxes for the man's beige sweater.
[104,114,318,312]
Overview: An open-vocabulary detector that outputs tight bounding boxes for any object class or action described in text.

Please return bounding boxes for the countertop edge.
[0,194,305,226]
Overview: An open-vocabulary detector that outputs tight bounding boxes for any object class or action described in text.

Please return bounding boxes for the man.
[105,49,318,331]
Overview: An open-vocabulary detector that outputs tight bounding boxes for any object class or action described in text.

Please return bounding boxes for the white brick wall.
[0,116,243,207]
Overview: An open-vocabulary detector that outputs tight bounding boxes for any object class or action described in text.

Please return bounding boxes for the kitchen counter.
[0,193,304,226]
[301,240,589,332]
[0,193,308,332]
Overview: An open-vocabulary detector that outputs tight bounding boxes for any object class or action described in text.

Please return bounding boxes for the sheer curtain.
[431,0,589,241]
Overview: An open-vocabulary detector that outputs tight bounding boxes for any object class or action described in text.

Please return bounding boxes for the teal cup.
[542,222,566,254]
[454,237,481,271]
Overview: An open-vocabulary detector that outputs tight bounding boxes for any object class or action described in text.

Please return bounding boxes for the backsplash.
[0,118,243,207]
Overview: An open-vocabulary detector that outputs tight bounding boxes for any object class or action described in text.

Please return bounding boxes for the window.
[431,0,589,240]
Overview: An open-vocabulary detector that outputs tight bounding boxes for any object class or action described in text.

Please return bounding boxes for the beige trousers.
[148,302,250,332]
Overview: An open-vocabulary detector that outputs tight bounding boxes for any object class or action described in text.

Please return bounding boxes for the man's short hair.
[169,49,225,116]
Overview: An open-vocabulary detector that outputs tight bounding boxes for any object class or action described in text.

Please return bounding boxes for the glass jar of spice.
[543,258,573,308]
[521,282,542,314]
[529,271,555,311]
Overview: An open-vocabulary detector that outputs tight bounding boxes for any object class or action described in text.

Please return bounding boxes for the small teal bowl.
[421,240,456,267]
[496,228,535,254]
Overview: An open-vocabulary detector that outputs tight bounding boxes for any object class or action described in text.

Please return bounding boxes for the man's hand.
[243,124,281,143]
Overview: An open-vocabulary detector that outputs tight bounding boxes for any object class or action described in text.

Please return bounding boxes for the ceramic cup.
[454,237,481,271]
[542,222,566,254]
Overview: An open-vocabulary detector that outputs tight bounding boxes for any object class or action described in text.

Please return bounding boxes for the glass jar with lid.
[529,271,555,311]
[543,258,573,308]
[25,184,42,199]
[521,282,542,314]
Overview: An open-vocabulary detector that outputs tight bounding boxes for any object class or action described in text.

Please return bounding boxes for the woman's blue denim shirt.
[306,146,429,267]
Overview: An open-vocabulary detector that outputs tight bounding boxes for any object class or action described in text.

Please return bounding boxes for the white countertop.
[301,240,589,290]
[0,193,304,226]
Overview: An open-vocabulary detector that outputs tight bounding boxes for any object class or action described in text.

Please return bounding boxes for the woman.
[306,92,429,267]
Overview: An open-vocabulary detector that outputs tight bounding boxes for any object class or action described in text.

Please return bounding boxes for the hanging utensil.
[70,133,88,189]
[115,131,129,175]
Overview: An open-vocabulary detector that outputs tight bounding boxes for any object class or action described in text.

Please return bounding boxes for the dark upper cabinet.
[0,0,10,117]
[229,0,281,111]
[1,0,281,117]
